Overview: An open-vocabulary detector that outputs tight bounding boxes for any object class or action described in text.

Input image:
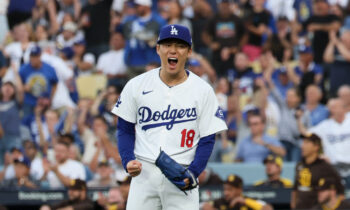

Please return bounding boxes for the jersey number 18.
[180,129,195,148]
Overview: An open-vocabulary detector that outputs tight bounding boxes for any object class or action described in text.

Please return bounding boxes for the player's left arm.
[187,134,216,178]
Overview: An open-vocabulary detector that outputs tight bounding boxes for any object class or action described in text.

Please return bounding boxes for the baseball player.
[111,24,227,209]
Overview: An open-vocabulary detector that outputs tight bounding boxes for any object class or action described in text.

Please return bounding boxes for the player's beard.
[319,194,331,205]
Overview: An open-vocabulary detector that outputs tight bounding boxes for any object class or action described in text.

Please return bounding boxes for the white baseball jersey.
[111,68,227,165]
[310,115,350,164]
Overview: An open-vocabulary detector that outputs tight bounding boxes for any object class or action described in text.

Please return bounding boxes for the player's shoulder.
[188,70,214,91]
[280,178,293,187]
[254,180,265,186]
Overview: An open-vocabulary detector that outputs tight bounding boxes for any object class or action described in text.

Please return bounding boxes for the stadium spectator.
[4,23,34,66]
[44,141,86,188]
[293,0,313,26]
[95,186,125,210]
[117,175,131,208]
[87,160,117,188]
[312,177,350,210]
[187,52,217,85]
[2,147,25,180]
[72,39,95,76]
[96,32,127,87]
[166,0,193,35]
[265,71,301,161]
[228,52,260,97]
[300,85,329,127]
[88,116,121,173]
[254,155,293,188]
[263,16,293,63]
[190,0,213,57]
[324,28,350,96]
[198,168,223,188]
[121,0,166,77]
[337,85,350,114]
[291,133,344,209]
[202,174,273,210]
[1,156,39,189]
[80,0,113,57]
[6,0,35,29]
[19,46,58,117]
[287,45,323,100]
[21,95,52,151]
[271,67,294,100]
[202,0,244,76]
[0,81,22,165]
[56,21,80,48]
[242,0,274,61]
[90,85,119,132]
[40,179,94,210]
[299,98,350,186]
[235,113,286,163]
[304,0,341,64]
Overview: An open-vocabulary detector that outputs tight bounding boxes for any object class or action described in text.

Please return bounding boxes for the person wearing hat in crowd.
[286,45,323,100]
[72,38,96,76]
[18,45,58,118]
[40,179,94,210]
[254,155,293,188]
[291,133,344,210]
[1,156,39,189]
[117,175,131,208]
[112,24,227,209]
[87,160,118,188]
[121,0,166,77]
[202,174,273,210]
[298,98,350,187]
[312,177,350,210]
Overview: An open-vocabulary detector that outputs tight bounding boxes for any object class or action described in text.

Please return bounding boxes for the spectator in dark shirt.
[202,0,244,76]
[254,155,293,188]
[312,177,350,210]
[324,28,350,96]
[40,179,94,210]
[242,0,274,61]
[202,174,273,210]
[291,133,344,210]
[80,0,113,58]
[304,0,341,64]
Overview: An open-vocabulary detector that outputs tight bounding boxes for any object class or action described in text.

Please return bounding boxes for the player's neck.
[305,153,318,164]
[325,196,342,210]
[159,68,188,87]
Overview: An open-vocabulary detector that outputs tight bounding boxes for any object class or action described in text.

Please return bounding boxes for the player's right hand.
[127,160,142,177]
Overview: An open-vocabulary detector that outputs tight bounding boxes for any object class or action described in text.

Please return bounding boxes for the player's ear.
[156,44,160,55]
[187,47,192,56]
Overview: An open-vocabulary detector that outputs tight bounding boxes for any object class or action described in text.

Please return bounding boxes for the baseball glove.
[155,150,198,194]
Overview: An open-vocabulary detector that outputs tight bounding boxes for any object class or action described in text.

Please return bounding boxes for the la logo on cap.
[170,25,178,35]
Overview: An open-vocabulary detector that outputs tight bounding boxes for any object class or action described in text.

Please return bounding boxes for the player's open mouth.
[168,57,178,68]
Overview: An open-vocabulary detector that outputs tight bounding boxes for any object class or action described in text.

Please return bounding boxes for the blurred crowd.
[0,0,350,200]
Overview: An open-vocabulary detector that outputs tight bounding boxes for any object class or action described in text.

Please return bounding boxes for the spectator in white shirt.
[42,141,86,188]
[96,31,127,87]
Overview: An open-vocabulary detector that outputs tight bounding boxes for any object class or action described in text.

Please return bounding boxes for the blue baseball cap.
[60,47,74,59]
[298,45,313,54]
[74,39,86,46]
[157,24,192,47]
[14,156,31,168]
[188,58,200,67]
[30,46,42,56]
